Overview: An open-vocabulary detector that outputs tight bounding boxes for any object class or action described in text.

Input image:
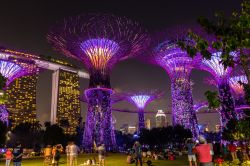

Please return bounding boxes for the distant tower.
[155,110,167,128]
[48,13,149,150]
[152,27,200,138]
[201,52,237,126]
[126,92,162,132]
[51,69,81,135]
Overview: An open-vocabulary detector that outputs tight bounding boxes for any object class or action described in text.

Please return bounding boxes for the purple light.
[0,60,22,79]
[48,13,149,151]
[0,105,8,125]
[126,92,162,132]
[130,95,151,109]
[81,39,119,70]
[229,75,248,95]
[153,38,199,138]
[202,52,235,79]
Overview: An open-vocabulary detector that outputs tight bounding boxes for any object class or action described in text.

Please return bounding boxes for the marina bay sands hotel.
[0,48,89,134]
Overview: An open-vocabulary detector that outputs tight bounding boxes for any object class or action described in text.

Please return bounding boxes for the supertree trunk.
[138,110,145,132]
[171,78,199,138]
[110,116,116,150]
[83,88,115,151]
[218,81,237,126]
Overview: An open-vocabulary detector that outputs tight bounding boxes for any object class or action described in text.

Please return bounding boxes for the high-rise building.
[51,69,81,135]
[6,75,38,129]
[155,110,167,128]
[145,118,151,130]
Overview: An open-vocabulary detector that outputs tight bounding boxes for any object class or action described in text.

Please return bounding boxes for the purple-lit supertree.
[152,28,200,138]
[229,75,248,119]
[201,52,238,126]
[0,55,38,124]
[126,92,162,132]
[47,14,149,150]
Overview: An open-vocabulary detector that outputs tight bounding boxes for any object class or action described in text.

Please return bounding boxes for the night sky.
[0,0,241,130]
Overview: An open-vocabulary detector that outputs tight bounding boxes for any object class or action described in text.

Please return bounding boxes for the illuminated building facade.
[51,69,81,135]
[155,110,167,128]
[6,75,38,128]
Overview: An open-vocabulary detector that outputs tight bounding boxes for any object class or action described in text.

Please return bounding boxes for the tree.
[179,0,250,105]
[0,121,7,146]
[10,122,43,148]
[43,123,66,146]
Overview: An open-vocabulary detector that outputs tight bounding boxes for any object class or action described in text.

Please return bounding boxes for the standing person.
[240,141,249,161]
[133,141,142,166]
[97,144,105,166]
[12,142,23,166]
[66,142,71,166]
[228,141,237,161]
[5,148,12,166]
[194,136,213,166]
[44,145,52,165]
[52,146,61,166]
[69,142,80,166]
[186,139,197,166]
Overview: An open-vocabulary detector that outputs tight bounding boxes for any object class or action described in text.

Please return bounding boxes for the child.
[5,148,12,166]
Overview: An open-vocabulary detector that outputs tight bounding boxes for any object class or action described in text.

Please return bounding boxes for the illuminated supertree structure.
[47,13,149,150]
[126,92,162,132]
[0,55,38,125]
[201,52,237,126]
[152,29,200,138]
[229,75,248,119]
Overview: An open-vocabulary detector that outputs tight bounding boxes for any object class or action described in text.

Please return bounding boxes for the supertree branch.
[229,75,248,97]
[47,13,149,88]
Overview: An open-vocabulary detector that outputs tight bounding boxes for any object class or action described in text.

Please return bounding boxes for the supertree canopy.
[201,52,237,126]
[48,13,149,150]
[229,75,248,97]
[229,75,248,119]
[152,27,200,138]
[126,92,162,132]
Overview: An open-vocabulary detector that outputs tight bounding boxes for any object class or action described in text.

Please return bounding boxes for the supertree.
[152,27,200,138]
[229,75,248,119]
[47,13,149,150]
[0,55,38,124]
[201,52,238,126]
[125,91,162,132]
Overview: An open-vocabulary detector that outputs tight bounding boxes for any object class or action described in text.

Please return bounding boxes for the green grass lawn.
[0,153,189,166]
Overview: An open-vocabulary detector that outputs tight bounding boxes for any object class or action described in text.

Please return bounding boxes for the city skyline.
[0,0,240,129]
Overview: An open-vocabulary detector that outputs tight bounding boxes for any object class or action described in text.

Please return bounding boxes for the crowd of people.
[3,138,250,166]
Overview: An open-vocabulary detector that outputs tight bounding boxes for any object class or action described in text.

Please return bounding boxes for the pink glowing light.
[229,75,248,95]
[130,95,151,109]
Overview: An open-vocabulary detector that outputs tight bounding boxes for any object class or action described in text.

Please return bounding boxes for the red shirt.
[228,144,237,152]
[6,150,12,160]
[195,144,212,163]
